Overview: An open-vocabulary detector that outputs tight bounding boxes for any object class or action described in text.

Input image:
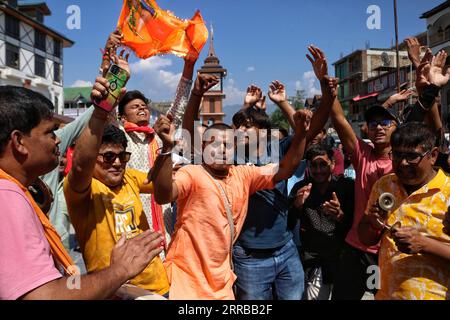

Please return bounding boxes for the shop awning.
[352,92,379,102]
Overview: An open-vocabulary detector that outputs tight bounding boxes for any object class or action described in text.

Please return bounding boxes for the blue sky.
[43,0,443,107]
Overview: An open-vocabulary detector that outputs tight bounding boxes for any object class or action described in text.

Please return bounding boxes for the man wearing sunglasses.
[64,74,170,297]
[358,122,450,300]
[329,95,399,299]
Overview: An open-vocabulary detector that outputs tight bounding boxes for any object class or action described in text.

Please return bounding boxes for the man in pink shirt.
[0,82,163,299]
[329,90,398,299]
[151,108,312,300]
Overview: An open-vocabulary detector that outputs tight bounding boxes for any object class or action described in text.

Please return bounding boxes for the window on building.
[382,76,388,88]
[352,57,360,73]
[35,10,44,23]
[35,55,46,77]
[400,70,406,83]
[54,62,61,83]
[339,85,345,99]
[368,81,373,93]
[389,73,396,87]
[5,14,20,39]
[35,29,46,51]
[54,39,61,58]
[6,43,20,69]
[54,94,59,109]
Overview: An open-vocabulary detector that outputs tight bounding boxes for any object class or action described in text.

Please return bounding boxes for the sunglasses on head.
[98,151,131,164]
[368,119,394,130]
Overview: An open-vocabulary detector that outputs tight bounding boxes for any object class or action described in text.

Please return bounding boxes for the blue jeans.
[233,239,304,300]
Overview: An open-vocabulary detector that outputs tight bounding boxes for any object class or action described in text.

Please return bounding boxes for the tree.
[270,89,305,131]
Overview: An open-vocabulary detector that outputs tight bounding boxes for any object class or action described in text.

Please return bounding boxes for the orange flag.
[117,0,209,61]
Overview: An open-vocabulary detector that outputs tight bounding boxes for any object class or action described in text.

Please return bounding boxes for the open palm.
[307,45,328,82]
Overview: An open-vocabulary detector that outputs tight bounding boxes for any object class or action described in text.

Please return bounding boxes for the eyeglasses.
[389,150,431,164]
[368,120,394,130]
[98,151,131,164]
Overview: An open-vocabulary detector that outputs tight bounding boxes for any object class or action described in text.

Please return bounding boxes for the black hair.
[232,107,271,130]
[391,122,436,152]
[278,128,289,139]
[118,90,149,116]
[102,124,128,149]
[305,143,334,162]
[204,122,233,134]
[0,86,53,155]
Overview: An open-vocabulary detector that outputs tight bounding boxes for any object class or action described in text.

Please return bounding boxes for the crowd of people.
[0,31,449,300]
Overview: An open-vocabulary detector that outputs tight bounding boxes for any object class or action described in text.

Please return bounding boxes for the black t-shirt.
[288,176,354,264]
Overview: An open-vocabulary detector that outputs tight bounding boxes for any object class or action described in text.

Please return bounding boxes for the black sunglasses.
[98,151,131,164]
[389,150,431,165]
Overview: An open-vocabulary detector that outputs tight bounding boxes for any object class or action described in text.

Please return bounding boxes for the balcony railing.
[429,30,450,47]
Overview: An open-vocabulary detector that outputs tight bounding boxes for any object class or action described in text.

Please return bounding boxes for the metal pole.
[394,0,400,94]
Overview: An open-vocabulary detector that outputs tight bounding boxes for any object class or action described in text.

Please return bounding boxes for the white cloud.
[71,80,93,87]
[246,66,255,72]
[295,71,321,97]
[223,78,246,106]
[127,56,180,100]
[130,56,172,73]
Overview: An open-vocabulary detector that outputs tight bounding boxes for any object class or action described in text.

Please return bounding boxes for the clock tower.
[198,26,227,125]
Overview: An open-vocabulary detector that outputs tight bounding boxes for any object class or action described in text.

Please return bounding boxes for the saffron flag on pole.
[117,0,209,61]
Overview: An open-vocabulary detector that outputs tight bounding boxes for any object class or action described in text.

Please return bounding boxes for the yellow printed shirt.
[365,170,450,300]
[64,169,169,295]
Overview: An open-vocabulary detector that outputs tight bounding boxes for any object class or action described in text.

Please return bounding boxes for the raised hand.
[268,80,287,104]
[110,49,131,77]
[104,29,123,54]
[192,73,220,97]
[154,114,176,149]
[102,29,124,75]
[323,192,344,221]
[91,77,109,104]
[255,95,267,111]
[429,50,450,88]
[294,183,312,209]
[293,108,312,135]
[244,85,263,108]
[415,48,433,93]
[383,89,414,108]
[110,230,164,280]
[323,75,339,99]
[306,45,328,83]
[404,37,422,68]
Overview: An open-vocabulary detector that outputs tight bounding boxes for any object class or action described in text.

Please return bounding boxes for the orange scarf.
[0,169,75,275]
[123,122,167,251]
[117,0,208,60]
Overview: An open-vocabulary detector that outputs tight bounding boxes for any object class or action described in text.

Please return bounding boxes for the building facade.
[422,0,450,122]
[0,0,74,114]
[333,49,411,132]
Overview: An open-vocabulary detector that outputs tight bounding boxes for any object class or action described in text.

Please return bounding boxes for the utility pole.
[394,0,401,94]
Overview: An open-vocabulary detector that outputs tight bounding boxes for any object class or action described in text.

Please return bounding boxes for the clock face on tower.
[209,73,222,92]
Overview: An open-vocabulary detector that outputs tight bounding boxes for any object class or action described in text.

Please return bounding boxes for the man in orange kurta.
[151,108,312,299]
